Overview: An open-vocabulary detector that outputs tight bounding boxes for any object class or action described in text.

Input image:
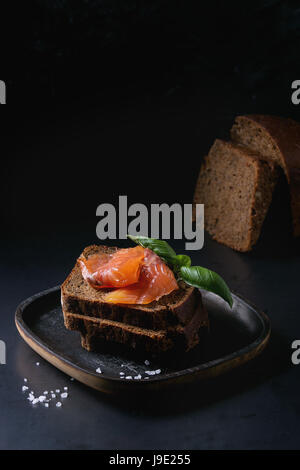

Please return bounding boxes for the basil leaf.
[173,254,191,269]
[128,235,233,308]
[180,266,233,308]
[127,235,177,265]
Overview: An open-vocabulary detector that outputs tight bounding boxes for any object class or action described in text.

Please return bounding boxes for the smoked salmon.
[78,246,145,288]
[104,248,179,305]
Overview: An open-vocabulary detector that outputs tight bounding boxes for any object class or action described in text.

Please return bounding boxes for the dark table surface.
[1,228,300,450]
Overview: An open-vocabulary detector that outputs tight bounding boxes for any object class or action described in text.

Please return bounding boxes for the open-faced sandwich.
[61,236,232,355]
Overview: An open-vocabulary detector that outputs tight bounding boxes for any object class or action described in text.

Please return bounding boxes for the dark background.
[3,0,300,242]
[1,0,300,450]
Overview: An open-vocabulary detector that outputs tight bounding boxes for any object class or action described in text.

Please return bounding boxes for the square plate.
[15,286,270,394]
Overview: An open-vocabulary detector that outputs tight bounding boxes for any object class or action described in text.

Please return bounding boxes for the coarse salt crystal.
[61,392,68,399]
[22,386,29,392]
[32,398,39,405]
[64,387,68,391]
[144,377,149,380]
[70,378,74,381]
[134,375,142,380]
[145,370,156,376]
[125,376,132,380]
[24,378,28,383]
[38,396,46,402]
[144,360,150,366]
[51,394,56,398]
[155,369,161,374]
[43,391,48,395]
[119,372,125,375]
[56,402,62,408]
[45,403,49,408]
[55,389,60,393]
[28,394,34,401]
[96,368,102,374]
[36,362,40,366]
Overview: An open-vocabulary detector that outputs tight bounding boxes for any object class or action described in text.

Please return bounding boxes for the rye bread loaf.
[61,245,202,330]
[193,139,278,252]
[231,115,300,237]
[63,302,208,353]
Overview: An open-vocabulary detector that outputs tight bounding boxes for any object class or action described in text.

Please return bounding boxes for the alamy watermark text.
[96,196,204,250]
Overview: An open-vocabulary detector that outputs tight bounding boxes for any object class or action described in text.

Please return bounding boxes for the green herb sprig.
[128,234,233,308]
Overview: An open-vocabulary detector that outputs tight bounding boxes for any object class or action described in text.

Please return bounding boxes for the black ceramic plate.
[15,286,270,394]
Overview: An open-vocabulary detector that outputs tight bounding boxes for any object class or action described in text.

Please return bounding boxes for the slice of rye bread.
[230,115,300,237]
[61,245,204,330]
[193,139,278,252]
[63,301,209,353]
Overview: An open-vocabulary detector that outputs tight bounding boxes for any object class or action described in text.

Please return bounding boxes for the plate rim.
[15,285,271,390]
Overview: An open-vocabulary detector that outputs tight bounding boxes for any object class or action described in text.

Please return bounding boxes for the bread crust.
[231,115,300,236]
[63,289,208,354]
